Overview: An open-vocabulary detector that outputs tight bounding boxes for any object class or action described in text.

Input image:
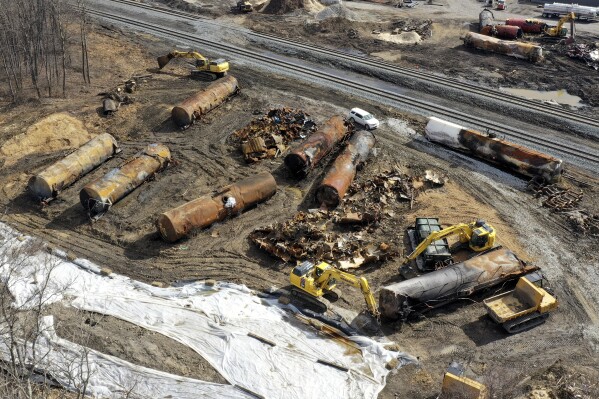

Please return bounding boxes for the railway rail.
[105,0,599,130]
[87,6,599,166]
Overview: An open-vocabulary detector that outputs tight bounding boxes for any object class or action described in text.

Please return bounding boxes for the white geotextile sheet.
[0,222,416,398]
[0,316,252,399]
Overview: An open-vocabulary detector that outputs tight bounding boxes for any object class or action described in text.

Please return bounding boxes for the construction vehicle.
[544,12,575,38]
[235,0,253,12]
[157,51,229,80]
[289,261,380,317]
[496,0,506,11]
[404,218,496,271]
[440,362,488,399]
[542,3,597,20]
[483,272,558,333]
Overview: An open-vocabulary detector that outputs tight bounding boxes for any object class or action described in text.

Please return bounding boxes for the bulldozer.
[404,218,497,271]
[544,12,575,39]
[157,50,229,80]
[288,261,380,318]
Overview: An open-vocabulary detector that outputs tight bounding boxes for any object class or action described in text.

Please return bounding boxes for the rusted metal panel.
[171,75,239,129]
[80,143,171,217]
[284,116,349,176]
[315,130,376,208]
[463,32,543,62]
[379,247,538,320]
[28,133,120,202]
[505,18,548,33]
[157,172,277,242]
[425,117,563,183]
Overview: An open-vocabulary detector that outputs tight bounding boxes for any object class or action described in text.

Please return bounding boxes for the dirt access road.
[0,1,598,398]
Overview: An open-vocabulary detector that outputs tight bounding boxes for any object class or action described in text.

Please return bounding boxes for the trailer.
[542,3,598,20]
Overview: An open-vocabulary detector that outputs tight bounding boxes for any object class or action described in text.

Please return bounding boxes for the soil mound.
[0,113,93,167]
[315,4,358,20]
[260,0,324,14]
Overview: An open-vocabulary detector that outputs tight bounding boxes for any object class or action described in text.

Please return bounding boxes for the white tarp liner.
[0,316,252,399]
[0,222,415,399]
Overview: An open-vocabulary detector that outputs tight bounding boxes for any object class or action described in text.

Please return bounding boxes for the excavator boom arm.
[406,223,471,262]
[157,51,208,69]
[318,268,380,317]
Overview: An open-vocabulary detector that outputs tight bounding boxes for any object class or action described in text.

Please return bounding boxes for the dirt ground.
[1,2,599,398]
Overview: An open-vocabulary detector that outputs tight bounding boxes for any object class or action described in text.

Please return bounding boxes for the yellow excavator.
[544,12,575,38]
[404,218,496,271]
[289,261,380,318]
[157,50,229,80]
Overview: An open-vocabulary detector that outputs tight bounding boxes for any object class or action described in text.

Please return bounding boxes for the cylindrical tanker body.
[379,248,537,320]
[80,143,171,217]
[424,117,563,183]
[156,172,277,242]
[479,8,495,30]
[28,133,120,202]
[315,130,376,208]
[494,25,522,39]
[505,18,548,34]
[284,116,348,176]
[171,75,239,129]
[463,32,543,62]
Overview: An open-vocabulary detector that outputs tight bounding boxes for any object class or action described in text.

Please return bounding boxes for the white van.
[348,108,380,130]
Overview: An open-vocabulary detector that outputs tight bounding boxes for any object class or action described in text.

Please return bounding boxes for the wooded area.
[0,0,89,102]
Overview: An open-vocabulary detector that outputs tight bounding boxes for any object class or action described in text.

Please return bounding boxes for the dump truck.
[483,272,558,333]
[440,362,488,399]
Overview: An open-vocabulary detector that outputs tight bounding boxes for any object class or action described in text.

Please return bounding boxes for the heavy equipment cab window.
[471,231,487,247]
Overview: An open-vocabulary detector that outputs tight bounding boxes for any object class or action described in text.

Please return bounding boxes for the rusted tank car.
[505,18,548,34]
[379,247,538,320]
[284,116,348,176]
[80,144,171,217]
[463,32,543,62]
[156,172,277,242]
[480,24,522,39]
[28,133,120,202]
[479,8,495,29]
[171,75,239,128]
[424,117,563,183]
[315,130,376,208]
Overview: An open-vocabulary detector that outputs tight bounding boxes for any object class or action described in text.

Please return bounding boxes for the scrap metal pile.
[528,180,598,236]
[566,43,599,70]
[251,166,425,269]
[231,108,317,163]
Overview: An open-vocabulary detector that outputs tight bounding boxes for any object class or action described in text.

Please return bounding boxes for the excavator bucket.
[157,55,172,69]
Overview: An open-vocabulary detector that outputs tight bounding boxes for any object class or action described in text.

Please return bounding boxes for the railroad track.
[87,7,599,165]
[105,0,599,130]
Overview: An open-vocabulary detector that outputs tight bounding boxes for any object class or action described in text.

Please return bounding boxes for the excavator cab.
[469,220,495,250]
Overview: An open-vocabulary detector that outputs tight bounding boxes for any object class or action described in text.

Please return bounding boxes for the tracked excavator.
[544,12,575,38]
[289,261,380,318]
[157,50,229,80]
[404,218,497,271]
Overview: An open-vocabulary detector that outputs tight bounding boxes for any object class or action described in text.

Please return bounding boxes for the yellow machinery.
[157,50,229,80]
[404,219,496,268]
[544,12,575,37]
[484,272,558,333]
[289,261,380,317]
[441,363,488,399]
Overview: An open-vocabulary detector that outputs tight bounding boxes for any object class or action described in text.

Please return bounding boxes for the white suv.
[348,107,379,130]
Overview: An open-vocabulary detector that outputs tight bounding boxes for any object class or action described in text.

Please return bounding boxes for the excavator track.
[502,312,549,334]
[289,287,330,314]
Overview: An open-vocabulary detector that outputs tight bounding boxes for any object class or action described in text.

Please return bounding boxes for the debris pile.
[528,181,583,211]
[566,43,599,70]
[391,19,433,38]
[260,0,324,14]
[315,4,359,21]
[232,108,316,163]
[100,75,150,116]
[251,166,428,269]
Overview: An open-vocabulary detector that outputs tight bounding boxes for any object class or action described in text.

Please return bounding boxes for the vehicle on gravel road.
[348,107,380,130]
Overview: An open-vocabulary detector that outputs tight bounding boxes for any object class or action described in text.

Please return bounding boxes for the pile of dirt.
[315,4,359,20]
[0,113,93,167]
[260,0,324,14]
[377,31,422,45]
